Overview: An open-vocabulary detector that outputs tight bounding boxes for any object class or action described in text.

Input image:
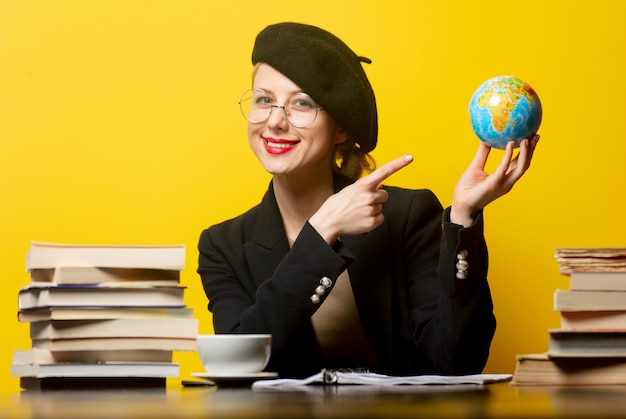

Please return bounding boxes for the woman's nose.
[267,105,289,130]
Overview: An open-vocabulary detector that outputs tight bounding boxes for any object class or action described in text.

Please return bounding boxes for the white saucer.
[191,372,278,382]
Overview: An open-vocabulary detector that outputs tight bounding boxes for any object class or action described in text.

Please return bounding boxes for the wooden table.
[2,382,626,418]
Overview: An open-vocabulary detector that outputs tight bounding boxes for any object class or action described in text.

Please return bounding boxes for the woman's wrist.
[449,205,475,228]
[308,214,340,246]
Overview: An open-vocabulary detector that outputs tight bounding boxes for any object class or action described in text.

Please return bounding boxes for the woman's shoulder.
[202,183,277,237]
[384,185,442,208]
[199,204,261,243]
[381,186,444,233]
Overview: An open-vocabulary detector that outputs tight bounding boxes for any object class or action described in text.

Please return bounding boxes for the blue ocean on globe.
[468,75,542,149]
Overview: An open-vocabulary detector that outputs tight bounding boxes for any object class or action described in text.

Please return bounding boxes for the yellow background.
[1,0,625,392]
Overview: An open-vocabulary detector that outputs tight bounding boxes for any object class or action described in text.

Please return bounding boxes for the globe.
[468,75,542,149]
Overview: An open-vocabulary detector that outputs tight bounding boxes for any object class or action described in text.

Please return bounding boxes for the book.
[29,317,199,340]
[11,361,179,378]
[18,377,166,390]
[555,248,626,259]
[25,241,186,271]
[32,337,198,352]
[13,348,172,363]
[18,285,186,310]
[553,289,626,311]
[555,248,626,274]
[548,329,626,357]
[560,311,626,330]
[511,353,626,385]
[30,266,180,286]
[18,307,194,322]
[569,271,626,291]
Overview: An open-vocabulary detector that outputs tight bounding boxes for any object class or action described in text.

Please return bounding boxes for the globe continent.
[468,75,542,149]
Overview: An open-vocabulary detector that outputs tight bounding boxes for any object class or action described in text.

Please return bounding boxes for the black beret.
[251,22,378,153]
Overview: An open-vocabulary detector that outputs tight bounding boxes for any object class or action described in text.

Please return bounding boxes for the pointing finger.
[358,154,414,189]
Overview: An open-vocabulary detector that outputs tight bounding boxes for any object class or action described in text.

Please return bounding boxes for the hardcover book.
[18,285,186,310]
[30,266,180,286]
[512,353,626,385]
[26,241,185,271]
[548,329,626,357]
[18,306,194,322]
[29,317,199,340]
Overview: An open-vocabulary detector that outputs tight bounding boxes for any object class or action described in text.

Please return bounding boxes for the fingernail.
[533,134,540,142]
[404,154,414,162]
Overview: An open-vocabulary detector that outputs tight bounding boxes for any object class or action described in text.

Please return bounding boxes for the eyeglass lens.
[239,89,320,128]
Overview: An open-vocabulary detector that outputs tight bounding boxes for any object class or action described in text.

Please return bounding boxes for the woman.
[198,22,538,378]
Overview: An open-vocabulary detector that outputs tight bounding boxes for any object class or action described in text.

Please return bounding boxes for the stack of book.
[512,247,626,385]
[11,241,198,389]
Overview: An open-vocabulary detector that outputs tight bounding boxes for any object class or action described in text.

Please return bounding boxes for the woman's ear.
[333,127,349,145]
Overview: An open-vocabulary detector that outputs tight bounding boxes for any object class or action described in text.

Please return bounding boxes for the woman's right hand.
[309,154,414,245]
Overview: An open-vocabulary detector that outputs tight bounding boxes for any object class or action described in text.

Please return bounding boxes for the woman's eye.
[254,96,273,106]
[291,98,315,110]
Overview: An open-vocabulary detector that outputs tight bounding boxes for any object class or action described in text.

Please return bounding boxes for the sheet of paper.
[252,370,512,390]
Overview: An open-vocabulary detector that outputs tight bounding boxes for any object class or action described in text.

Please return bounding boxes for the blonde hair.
[332,139,376,181]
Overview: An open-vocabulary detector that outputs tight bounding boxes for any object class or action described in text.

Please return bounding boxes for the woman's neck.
[272,170,335,242]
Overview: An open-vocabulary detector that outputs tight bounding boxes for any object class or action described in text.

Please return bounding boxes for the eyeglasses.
[238,88,323,128]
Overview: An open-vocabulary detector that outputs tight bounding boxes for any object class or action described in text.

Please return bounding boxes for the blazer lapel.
[244,175,352,285]
[243,182,291,287]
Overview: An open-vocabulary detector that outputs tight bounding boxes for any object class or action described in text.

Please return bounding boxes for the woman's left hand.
[450,135,540,227]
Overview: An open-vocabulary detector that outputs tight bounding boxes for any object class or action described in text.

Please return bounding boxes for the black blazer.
[198,177,495,378]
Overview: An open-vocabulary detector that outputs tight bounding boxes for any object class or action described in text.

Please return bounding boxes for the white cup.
[196,334,272,374]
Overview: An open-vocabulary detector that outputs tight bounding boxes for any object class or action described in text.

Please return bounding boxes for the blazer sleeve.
[400,188,495,375]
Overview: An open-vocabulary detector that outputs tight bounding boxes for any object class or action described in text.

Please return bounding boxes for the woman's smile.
[262,136,301,154]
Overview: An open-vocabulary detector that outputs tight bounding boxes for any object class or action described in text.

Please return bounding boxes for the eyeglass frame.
[238,88,324,128]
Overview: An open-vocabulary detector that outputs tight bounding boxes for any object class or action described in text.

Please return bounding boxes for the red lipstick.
[263,137,300,154]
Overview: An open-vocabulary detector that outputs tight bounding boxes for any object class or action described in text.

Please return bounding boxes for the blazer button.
[456,249,469,279]
[315,285,326,296]
[320,277,333,288]
[310,294,321,304]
